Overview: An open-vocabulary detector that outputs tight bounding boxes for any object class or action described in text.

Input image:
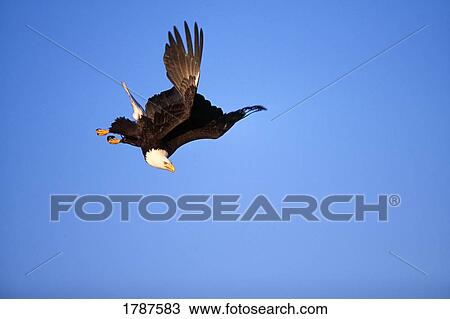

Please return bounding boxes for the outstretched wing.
[145,22,204,138]
[162,94,266,156]
[164,21,203,102]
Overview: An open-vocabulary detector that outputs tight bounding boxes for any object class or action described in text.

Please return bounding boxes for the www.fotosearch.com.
[121,301,327,316]
[50,193,401,222]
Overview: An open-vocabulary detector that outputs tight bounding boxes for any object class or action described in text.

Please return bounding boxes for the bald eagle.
[96,22,266,172]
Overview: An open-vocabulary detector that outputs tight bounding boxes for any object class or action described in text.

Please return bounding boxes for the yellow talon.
[96,128,109,136]
[107,136,121,144]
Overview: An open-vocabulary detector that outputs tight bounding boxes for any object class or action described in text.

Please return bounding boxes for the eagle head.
[145,149,175,172]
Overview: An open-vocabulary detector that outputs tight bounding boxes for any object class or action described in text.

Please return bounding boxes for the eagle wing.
[146,22,204,138]
[161,94,266,156]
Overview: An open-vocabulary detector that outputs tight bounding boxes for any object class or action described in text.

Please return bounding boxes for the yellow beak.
[164,163,176,172]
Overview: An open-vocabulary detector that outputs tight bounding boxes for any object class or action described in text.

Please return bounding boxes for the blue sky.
[0,0,449,298]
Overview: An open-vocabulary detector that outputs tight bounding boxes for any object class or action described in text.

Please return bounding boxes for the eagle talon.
[107,136,121,144]
[96,128,109,136]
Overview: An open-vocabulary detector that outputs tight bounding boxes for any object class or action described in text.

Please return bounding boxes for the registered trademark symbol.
[388,194,401,207]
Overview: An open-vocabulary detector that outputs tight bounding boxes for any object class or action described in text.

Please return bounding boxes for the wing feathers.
[163,22,203,100]
[198,26,204,68]
[146,22,205,139]
[173,26,186,56]
[194,23,201,85]
[184,22,194,60]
